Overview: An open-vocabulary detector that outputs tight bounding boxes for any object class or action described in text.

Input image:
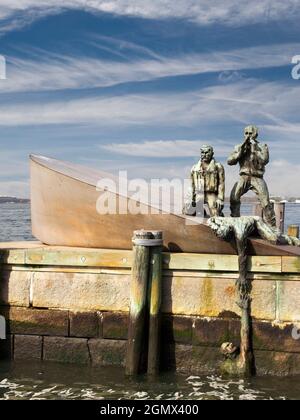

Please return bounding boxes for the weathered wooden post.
[254,202,285,232]
[126,230,151,376]
[126,230,163,376]
[288,225,299,238]
[274,202,285,233]
[147,231,163,376]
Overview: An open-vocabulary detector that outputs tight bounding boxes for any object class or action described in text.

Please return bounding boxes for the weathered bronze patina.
[209,216,300,248]
[189,145,225,217]
[228,126,276,227]
[208,216,300,376]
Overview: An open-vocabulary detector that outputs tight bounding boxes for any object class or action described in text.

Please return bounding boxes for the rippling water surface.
[1,362,300,400]
[0,202,33,242]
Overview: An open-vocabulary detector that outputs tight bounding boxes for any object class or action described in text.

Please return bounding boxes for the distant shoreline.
[0,197,30,203]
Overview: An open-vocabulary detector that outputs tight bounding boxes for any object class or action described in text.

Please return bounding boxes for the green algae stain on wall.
[294,258,300,272]
[201,278,215,316]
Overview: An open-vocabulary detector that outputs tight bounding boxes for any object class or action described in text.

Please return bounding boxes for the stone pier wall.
[0,242,300,376]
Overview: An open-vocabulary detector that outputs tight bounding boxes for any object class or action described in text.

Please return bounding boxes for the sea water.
[1,361,300,400]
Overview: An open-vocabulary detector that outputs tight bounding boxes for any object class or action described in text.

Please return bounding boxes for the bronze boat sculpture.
[30,155,300,256]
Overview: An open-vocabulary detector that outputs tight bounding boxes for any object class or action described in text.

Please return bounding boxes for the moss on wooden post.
[147,231,163,376]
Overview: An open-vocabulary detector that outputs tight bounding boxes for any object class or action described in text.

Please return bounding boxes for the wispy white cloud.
[0,5,61,34]
[0,87,247,126]
[0,79,299,128]
[0,152,29,196]
[1,42,298,94]
[0,0,300,33]
[101,139,232,158]
[0,72,299,197]
[265,160,300,197]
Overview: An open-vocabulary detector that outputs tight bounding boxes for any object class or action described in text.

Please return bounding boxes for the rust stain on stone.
[225,285,235,298]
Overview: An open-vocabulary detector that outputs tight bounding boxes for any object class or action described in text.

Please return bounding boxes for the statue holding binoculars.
[228,125,276,227]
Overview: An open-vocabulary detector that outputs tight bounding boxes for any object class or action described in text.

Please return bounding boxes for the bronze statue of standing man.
[228,125,276,227]
[191,145,225,217]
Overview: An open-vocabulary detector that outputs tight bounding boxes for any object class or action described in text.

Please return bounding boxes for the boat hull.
[30,155,300,256]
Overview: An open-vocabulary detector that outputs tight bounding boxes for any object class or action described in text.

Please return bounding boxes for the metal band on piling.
[132,238,163,247]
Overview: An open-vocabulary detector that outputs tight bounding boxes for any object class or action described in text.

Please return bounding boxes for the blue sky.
[0,0,300,197]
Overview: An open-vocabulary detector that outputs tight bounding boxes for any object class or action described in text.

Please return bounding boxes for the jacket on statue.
[191,158,225,201]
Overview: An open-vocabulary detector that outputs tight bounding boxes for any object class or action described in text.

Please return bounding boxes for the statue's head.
[244,125,258,140]
[200,145,214,163]
[220,342,239,360]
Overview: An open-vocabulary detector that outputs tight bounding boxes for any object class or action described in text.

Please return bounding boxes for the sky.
[0,0,300,198]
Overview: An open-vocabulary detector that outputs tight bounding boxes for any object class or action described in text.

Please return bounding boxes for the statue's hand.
[244,135,251,143]
[242,137,251,153]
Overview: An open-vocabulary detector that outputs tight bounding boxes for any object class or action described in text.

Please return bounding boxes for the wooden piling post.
[126,230,162,375]
[147,231,163,376]
[274,202,285,233]
[288,225,299,238]
[126,230,152,376]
